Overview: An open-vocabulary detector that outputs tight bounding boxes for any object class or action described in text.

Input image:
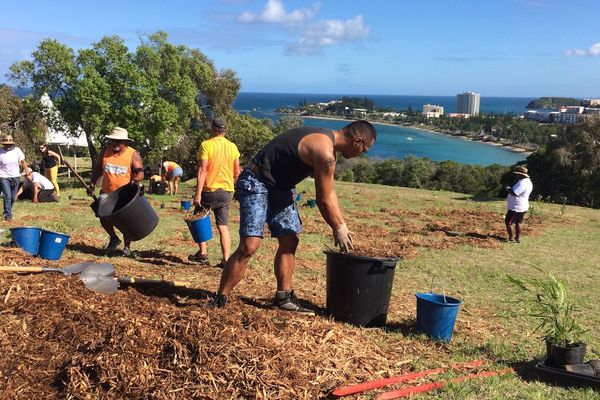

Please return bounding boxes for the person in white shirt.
[505,166,533,243]
[0,133,28,220]
[16,167,57,203]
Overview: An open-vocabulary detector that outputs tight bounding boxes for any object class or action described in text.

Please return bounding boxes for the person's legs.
[173,176,180,195]
[274,235,299,291]
[37,189,57,202]
[0,178,13,220]
[217,236,262,296]
[122,235,132,256]
[505,211,515,241]
[216,224,231,262]
[100,217,121,248]
[45,166,59,196]
[514,222,521,242]
[210,170,267,305]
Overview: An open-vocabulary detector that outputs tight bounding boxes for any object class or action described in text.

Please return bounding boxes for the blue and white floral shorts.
[237,169,301,238]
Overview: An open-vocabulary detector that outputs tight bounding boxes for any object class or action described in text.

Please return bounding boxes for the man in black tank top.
[209,120,377,313]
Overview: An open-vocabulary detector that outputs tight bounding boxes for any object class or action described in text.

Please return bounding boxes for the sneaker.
[272,290,315,315]
[213,261,226,269]
[106,236,122,251]
[188,251,210,264]
[121,247,132,257]
[207,293,227,308]
[515,237,521,243]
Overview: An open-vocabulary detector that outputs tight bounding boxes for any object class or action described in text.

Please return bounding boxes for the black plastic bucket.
[325,251,399,327]
[98,184,159,241]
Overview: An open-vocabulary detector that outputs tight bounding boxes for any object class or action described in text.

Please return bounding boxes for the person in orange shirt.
[189,117,241,266]
[89,127,144,256]
[161,157,183,195]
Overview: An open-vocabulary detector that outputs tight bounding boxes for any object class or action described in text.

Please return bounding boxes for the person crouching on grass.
[505,166,533,243]
[16,167,58,203]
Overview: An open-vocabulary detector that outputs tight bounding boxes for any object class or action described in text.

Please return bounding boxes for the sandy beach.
[294,114,534,156]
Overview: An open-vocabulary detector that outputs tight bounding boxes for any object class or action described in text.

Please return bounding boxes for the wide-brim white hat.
[105,127,133,142]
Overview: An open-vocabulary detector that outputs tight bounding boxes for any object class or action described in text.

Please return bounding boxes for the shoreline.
[295,114,533,156]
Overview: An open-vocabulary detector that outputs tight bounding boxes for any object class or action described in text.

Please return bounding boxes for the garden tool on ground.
[79,263,190,294]
[0,261,96,276]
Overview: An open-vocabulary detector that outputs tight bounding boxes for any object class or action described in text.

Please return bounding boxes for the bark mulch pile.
[0,247,463,400]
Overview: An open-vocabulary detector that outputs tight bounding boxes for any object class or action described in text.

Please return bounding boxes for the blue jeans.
[0,177,19,220]
[237,169,302,238]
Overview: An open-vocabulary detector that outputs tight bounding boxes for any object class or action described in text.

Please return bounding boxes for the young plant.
[507,272,586,345]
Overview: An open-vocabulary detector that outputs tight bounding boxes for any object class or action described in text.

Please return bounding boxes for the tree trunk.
[85,131,97,167]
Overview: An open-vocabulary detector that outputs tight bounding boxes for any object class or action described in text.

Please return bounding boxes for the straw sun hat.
[513,166,530,177]
[105,127,133,142]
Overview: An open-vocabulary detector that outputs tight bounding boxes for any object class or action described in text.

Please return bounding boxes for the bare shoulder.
[299,133,334,166]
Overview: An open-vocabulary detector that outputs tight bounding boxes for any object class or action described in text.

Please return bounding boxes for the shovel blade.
[82,276,119,294]
[80,263,115,279]
[61,261,95,275]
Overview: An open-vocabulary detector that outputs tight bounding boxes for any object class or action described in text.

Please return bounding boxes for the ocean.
[234,92,531,166]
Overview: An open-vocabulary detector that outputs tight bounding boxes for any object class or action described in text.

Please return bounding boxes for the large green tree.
[9,32,242,165]
[526,118,600,207]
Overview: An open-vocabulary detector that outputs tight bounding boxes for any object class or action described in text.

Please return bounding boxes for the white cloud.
[237,0,370,55]
[286,15,370,55]
[565,42,600,57]
[238,0,320,24]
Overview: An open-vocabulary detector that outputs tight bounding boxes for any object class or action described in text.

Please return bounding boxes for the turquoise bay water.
[302,118,527,166]
[234,92,529,166]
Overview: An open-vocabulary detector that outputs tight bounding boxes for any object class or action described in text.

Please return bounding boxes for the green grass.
[6,173,600,399]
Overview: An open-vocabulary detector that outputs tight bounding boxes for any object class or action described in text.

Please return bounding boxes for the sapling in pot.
[507,272,587,367]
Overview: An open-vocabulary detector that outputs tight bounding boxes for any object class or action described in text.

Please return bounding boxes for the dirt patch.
[340,206,561,258]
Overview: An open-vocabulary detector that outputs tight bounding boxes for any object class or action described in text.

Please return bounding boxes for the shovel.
[62,158,100,215]
[0,261,96,276]
[79,263,190,294]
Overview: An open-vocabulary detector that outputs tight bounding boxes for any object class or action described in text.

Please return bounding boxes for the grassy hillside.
[1,176,600,399]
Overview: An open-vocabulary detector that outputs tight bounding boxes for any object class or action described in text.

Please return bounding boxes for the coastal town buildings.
[583,98,600,107]
[523,105,600,124]
[456,92,480,116]
[422,104,444,118]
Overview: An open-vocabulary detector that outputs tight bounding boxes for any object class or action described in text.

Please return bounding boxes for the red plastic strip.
[332,360,485,397]
[375,368,512,400]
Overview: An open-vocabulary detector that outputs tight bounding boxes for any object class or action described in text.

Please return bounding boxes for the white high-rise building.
[456,92,480,116]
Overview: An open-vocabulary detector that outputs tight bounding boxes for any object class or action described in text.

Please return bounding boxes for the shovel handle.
[63,158,98,200]
[0,266,44,273]
[118,276,190,287]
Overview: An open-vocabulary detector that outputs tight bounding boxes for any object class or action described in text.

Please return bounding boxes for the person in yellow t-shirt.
[189,117,241,266]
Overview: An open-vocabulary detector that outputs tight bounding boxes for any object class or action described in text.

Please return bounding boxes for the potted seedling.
[507,272,587,368]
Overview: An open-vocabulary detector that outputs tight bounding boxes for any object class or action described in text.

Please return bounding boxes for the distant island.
[526,97,581,109]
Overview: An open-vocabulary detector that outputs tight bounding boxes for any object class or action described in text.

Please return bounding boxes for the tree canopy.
[9,32,242,164]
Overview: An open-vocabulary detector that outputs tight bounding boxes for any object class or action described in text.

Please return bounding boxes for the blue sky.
[1,0,599,97]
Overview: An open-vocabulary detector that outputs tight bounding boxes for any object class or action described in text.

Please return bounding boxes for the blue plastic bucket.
[38,229,70,260]
[180,200,192,211]
[416,292,462,342]
[186,214,213,243]
[10,227,41,256]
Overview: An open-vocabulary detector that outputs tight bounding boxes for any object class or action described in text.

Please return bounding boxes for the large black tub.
[98,183,159,241]
[325,251,399,327]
